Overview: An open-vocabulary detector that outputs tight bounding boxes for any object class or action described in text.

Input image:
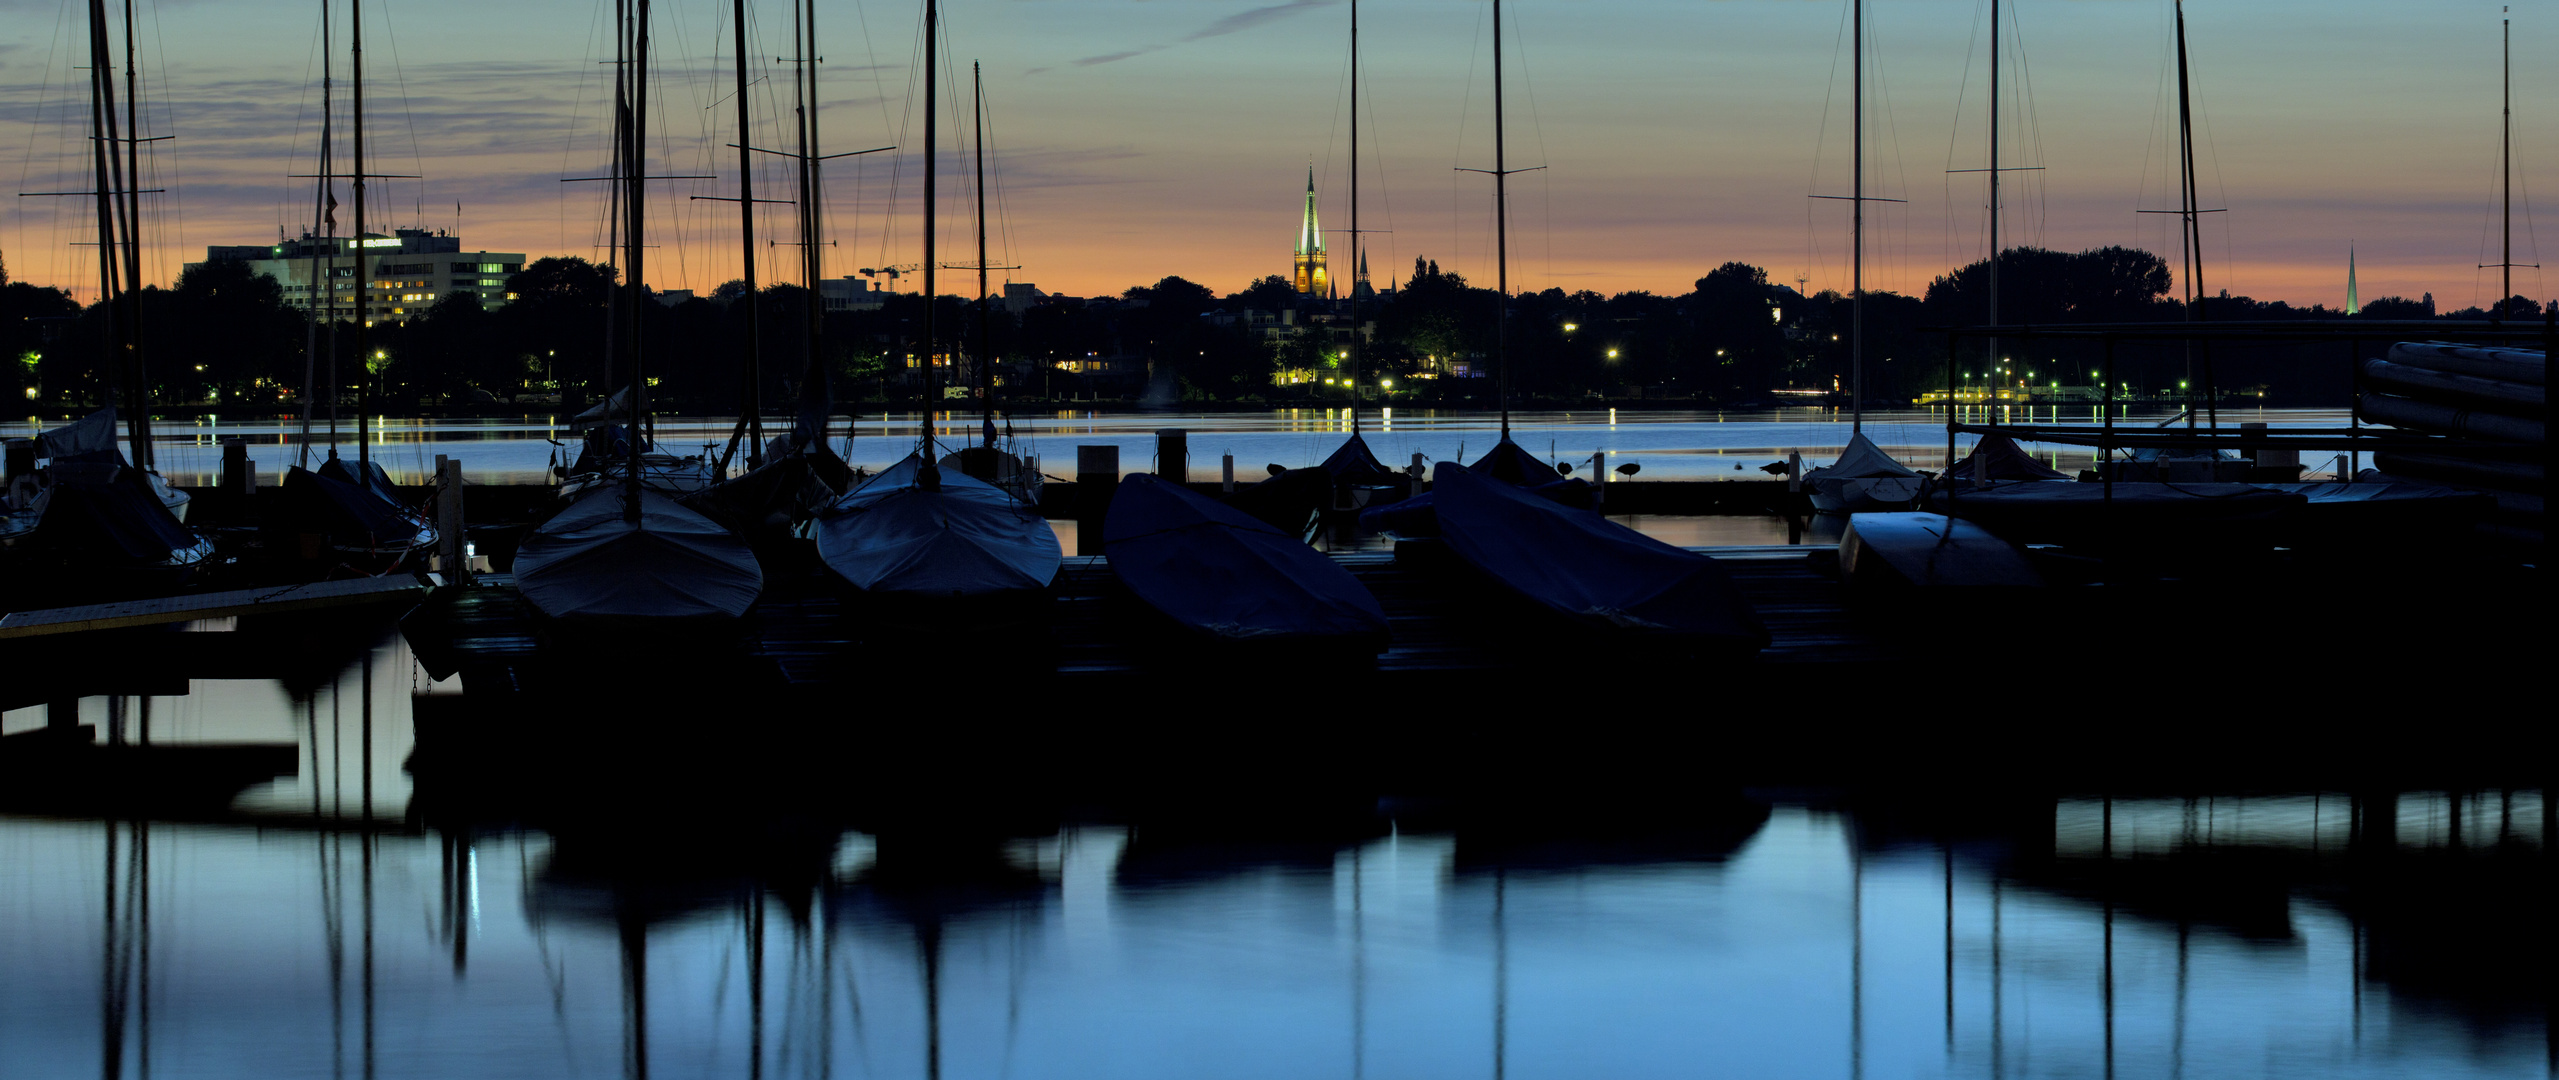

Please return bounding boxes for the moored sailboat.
[803,0,1061,607]
[510,0,763,628]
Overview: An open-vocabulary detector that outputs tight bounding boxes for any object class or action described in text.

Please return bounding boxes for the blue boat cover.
[29,467,205,566]
[1105,472,1387,643]
[1945,433,2069,483]
[515,485,764,621]
[809,452,1062,597]
[1320,432,1402,484]
[277,465,432,549]
[35,407,120,462]
[1360,438,1592,535]
[1432,461,1768,647]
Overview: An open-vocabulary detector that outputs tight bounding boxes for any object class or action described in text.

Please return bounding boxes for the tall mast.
[2173,0,2211,427]
[732,0,764,469]
[798,0,828,448]
[975,60,993,447]
[918,0,940,488]
[302,0,332,467]
[121,0,142,316]
[1850,0,1863,436]
[625,0,652,520]
[352,0,371,478]
[2501,6,2511,321]
[1347,0,1360,436]
[1986,0,1999,409]
[83,0,137,469]
[1493,0,1509,440]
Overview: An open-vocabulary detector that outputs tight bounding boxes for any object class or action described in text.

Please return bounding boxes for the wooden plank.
[0,576,427,639]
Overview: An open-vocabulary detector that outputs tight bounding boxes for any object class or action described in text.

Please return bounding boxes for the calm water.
[4,407,2357,487]
[2,636,2548,1079]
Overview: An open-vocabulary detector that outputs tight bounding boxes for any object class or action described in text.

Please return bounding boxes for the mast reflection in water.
[0,773,2547,1078]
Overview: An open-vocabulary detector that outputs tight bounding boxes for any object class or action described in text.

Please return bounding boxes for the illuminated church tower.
[1293,168,1328,296]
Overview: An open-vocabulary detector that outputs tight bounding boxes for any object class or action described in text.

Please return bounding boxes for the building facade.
[1293,169,1328,296]
[191,228,524,325]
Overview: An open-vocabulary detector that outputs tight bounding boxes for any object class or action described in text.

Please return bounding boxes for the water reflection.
[1,795,2546,1077]
[2,637,2549,1078]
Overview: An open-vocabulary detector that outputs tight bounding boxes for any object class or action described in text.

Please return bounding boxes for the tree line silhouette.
[0,245,2542,415]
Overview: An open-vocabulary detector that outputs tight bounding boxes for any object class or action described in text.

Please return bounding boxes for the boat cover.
[571,386,633,428]
[1945,433,2069,483]
[515,486,764,621]
[1105,472,1387,643]
[35,407,119,462]
[1361,439,1594,535]
[809,452,1061,597]
[1432,461,1768,648]
[1804,432,1921,480]
[1838,512,2041,587]
[275,465,433,549]
[28,467,207,566]
[1926,481,2304,546]
[683,448,840,535]
[1321,432,1403,484]
[317,455,404,496]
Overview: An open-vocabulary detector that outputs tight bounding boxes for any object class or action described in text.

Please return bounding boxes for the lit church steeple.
[1293,168,1328,296]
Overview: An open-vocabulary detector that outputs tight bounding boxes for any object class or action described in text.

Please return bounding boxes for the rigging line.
[15,0,71,285]
[282,9,323,238]
[1942,0,1986,278]
[1808,0,1850,297]
[1873,2,1917,297]
[370,0,433,229]
[2131,0,2170,253]
[1356,41,1400,295]
[1319,19,1349,257]
[876,2,925,273]
[1453,0,1484,278]
[2007,0,2049,248]
[1506,0,1553,292]
[845,0,894,281]
[558,0,609,256]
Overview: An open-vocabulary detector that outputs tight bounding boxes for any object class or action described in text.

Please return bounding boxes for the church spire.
[1293,167,1328,295]
[2345,244,2360,315]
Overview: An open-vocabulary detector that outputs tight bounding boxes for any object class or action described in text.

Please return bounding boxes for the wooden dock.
[0,575,429,639]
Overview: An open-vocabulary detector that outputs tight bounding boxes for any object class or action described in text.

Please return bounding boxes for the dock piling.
[436,457,471,586]
[1077,445,1119,555]
[220,440,253,496]
[1222,454,1235,492]
[1154,429,1187,484]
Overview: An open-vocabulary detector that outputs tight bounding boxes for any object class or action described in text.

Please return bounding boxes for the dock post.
[220,439,253,496]
[437,457,471,586]
[1593,450,1607,509]
[47,697,78,731]
[1787,451,1802,492]
[1222,454,1235,493]
[1155,429,1188,483]
[1077,445,1119,556]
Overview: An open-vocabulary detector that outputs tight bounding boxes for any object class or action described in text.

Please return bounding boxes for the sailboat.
[803,0,1061,606]
[1402,0,1765,652]
[511,0,764,627]
[680,0,870,549]
[938,62,1043,504]
[6,0,214,586]
[1317,3,1406,512]
[1800,0,1921,515]
[262,0,440,575]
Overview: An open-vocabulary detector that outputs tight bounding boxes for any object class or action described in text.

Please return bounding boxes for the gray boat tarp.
[1104,472,1387,643]
[35,407,119,461]
[28,467,208,566]
[1804,432,1922,481]
[1946,433,2069,483]
[808,452,1061,597]
[1432,461,1768,648]
[514,486,764,621]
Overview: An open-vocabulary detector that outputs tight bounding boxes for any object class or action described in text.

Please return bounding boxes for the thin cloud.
[1063,0,1335,68]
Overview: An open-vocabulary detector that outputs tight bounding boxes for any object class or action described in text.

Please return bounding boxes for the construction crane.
[858,264,921,292]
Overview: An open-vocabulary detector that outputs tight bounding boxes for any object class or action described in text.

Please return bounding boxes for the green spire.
[1297,168,1323,257]
[2346,244,2359,315]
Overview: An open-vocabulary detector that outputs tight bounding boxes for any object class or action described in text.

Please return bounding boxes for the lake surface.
[4,407,2360,487]
[2,635,2548,1079]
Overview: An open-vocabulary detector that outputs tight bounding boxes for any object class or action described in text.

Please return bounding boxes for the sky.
[1,0,2550,312]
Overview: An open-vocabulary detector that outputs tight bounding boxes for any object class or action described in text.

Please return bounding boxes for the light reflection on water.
[1,804,2546,1079]
[7,407,2358,487]
[1,640,2546,1079]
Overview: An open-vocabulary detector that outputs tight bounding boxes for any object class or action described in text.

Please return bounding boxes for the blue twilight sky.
[1,0,2548,310]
